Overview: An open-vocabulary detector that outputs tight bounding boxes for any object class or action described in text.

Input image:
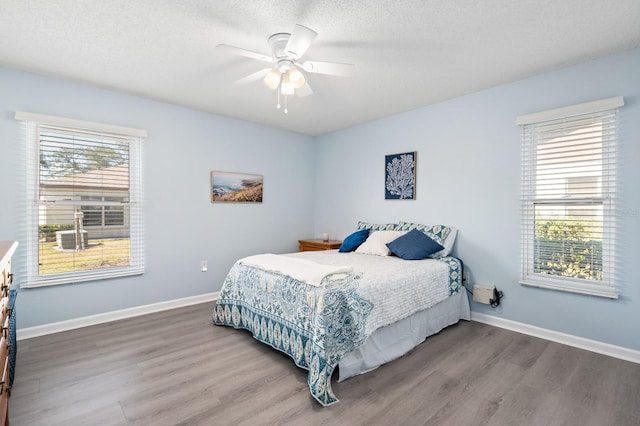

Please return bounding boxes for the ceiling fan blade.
[296,83,313,98]
[234,68,271,85]
[216,44,273,63]
[285,25,317,59]
[302,60,354,77]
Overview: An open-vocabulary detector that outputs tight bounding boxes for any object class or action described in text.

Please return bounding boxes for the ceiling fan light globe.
[263,69,282,90]
[280,73,295,95]
[281,84,295,96]
[288,68,306,89]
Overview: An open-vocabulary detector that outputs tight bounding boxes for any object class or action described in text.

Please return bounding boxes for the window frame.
[16,112,146,288]
[517,97,623,299]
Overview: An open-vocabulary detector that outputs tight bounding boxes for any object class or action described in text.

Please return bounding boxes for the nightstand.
[298,239,342,252]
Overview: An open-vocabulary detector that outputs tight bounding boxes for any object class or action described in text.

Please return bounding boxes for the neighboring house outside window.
[81,196,126,228]
[41,165,130,236]
[16,112,146,287]
[517,97,623,299]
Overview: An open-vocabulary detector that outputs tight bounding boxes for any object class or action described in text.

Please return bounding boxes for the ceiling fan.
[217,24,354,113]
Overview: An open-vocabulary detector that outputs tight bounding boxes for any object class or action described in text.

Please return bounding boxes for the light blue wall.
[0,66,315,328]
[314,48,640,351]
[2,48,639,352]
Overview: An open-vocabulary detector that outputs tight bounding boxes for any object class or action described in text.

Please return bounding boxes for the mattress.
[285,250,462,335]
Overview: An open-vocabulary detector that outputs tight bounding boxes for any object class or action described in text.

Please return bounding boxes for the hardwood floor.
[10,302,640,425]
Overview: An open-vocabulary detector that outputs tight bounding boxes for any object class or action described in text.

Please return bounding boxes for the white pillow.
[355,230,407,256]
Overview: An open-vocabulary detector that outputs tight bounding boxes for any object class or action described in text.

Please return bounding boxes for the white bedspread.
[239,253,353,287]
[285,251,452,334]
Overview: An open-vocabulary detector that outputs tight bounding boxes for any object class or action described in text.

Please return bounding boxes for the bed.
[212,222,470,406]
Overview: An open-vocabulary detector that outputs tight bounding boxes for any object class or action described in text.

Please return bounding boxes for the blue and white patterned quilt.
[212,251,461,406]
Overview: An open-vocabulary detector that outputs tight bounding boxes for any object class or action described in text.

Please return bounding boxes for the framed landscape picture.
[385,151,416,200]
[211,171,263,203]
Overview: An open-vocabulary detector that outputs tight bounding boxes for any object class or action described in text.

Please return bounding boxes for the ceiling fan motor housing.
[268,33,300,74]
[268,33,292,59]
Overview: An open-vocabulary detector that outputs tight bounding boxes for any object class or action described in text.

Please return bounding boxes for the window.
[16,112,146,287]
[517,97,623,299]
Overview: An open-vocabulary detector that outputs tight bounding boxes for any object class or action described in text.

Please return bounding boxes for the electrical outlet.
[201,260,208,272]
[473,284,494,304]
[463,272,469,283]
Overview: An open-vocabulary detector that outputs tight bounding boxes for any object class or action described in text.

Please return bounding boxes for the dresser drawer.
[0,261,11,298]
[0,337,8,425]
[1,316,7,342]
[0,299,6,325]
[0,336,7,383]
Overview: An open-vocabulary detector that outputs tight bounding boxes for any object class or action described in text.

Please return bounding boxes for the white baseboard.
[471,312,640,365]
[16,292,219,341]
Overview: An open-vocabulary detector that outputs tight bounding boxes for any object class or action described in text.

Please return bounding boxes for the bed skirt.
[339,290,471,381]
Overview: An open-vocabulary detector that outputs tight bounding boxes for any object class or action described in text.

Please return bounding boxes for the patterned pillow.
[433,227,458,258]
[395,222,451,246]
[356,221,398,231]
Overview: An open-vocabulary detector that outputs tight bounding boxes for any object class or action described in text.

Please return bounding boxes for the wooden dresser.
[0,241,17,426]
[298,239,342,252]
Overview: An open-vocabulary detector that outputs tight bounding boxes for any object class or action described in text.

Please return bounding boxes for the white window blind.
[16,112,146,287]
[518,97,623,299]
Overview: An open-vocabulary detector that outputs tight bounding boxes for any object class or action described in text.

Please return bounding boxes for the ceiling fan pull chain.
[284,95,288,114]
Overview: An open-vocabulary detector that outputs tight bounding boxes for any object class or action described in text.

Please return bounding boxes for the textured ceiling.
[1,0,639,136]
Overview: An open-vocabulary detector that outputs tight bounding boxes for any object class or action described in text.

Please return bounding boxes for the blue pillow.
[339,229,370,252]
[386,229,444,260]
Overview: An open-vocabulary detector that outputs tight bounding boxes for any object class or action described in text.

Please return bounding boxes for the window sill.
[21,268,143,288]
[519,279,618,299]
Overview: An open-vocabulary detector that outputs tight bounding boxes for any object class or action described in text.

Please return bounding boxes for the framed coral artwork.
[385,151,416,200]
[211,171,263,203]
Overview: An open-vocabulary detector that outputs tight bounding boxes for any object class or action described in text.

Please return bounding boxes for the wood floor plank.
[50,402,129,426]
[610,380,640,426]
[9,302,640,425]
[10,365,141,422]
[424,358,527,425]
[498,332,550,369]
[547,352,631,426]
[519,338,587,392]
[485,382,561,426]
